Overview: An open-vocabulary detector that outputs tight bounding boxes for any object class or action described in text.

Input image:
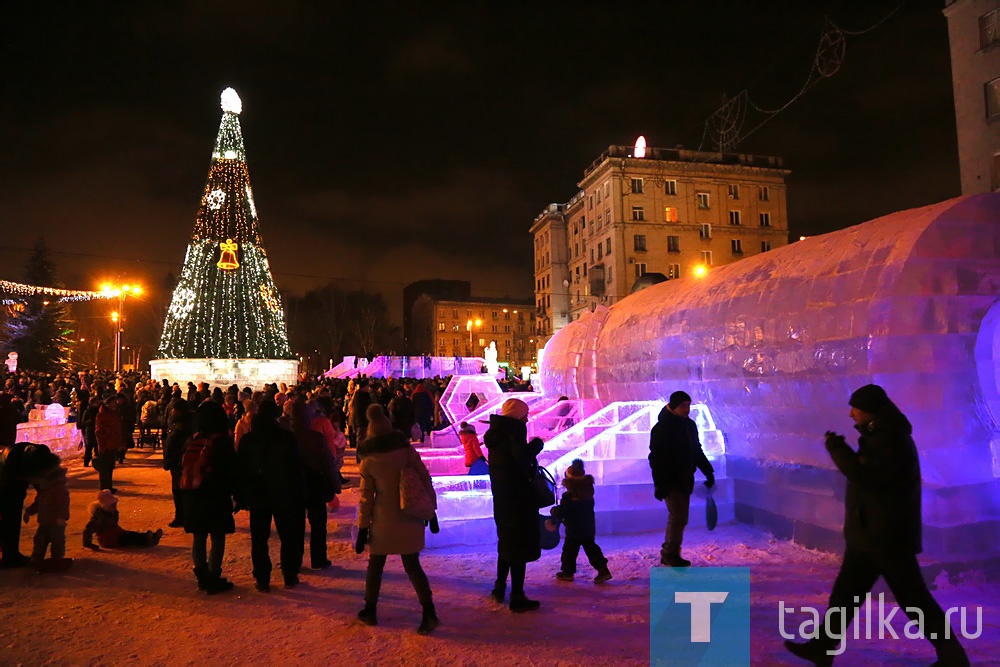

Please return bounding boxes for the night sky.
[1,1,958,332]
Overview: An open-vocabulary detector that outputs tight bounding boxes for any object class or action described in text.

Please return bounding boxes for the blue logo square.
[650,567,750,666]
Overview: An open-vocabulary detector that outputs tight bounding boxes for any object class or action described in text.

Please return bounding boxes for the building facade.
[410,295,537,372]
[944,0,1000,194]
[531,143,790,345]
[402,279,472,354]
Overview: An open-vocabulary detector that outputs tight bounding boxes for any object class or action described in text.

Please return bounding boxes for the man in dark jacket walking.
[648,390,714,567]
[785,384,969,667]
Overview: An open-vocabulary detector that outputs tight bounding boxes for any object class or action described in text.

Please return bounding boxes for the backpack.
[179,434,215,490]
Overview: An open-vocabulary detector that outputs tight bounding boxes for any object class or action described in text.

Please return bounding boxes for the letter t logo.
[675,591,729,642]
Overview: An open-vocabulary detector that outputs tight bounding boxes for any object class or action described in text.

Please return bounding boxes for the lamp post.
[466,318,483,355]
[101,283,142,372]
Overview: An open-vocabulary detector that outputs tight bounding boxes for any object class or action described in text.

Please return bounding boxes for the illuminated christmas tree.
[156,88,293,363]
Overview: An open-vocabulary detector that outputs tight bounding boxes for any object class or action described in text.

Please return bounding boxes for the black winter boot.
[417,603,440,635]
[509,593,540,613]
[194,567,209,591]
[490,583,505,603]
[357,602,378,626]
[205,570,234,595]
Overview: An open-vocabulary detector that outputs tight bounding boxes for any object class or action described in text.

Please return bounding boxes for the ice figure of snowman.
[483,341,499,376]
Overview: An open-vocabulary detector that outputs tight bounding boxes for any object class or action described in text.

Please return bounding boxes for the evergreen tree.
[0,238,76,371]
[157,88,293,360]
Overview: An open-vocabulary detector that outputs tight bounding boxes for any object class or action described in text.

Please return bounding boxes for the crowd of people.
[0,368,973,662]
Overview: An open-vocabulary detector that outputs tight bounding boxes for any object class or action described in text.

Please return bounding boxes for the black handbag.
[539,514,561,550]
[529,464,556,508]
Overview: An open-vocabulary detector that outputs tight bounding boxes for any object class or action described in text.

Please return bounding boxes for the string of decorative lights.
[695,1,908,155]
[0,279,114,303]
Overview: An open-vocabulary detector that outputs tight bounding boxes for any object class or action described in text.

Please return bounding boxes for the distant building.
[944,0,1000,194]
[402,280,471,354]
[531,143,790,346]
[410,294,537,371]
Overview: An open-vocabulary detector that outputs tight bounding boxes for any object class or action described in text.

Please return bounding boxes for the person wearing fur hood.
[83,489,163,550]
[548,459,611,584]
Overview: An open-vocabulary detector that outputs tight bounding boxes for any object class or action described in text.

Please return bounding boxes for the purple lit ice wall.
[541,194,1000,560]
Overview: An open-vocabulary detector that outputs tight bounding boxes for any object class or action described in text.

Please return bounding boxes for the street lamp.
[466,318,483,354]
[100,282,142,372]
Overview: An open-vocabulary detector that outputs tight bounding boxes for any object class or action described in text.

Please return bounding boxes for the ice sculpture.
[438,375,504,430]
[539,194,1000,559]
[324,355,486,380]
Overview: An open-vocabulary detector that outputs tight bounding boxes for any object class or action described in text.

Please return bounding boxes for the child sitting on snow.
[83,489,163,550]
[548,459,611,584]
[459,422,488,475]
[22,452,72,572]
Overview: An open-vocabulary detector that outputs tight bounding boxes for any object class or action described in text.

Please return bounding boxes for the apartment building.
[410,294,537,371]
[532,143,790,345]
[944,0,1000,193]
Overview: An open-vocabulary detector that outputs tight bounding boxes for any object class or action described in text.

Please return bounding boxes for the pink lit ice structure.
[539,194,1000,560]
[438,375,504,430]
[325,355,485,379]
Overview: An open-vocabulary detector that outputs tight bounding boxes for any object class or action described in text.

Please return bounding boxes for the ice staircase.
[425,401,731,548]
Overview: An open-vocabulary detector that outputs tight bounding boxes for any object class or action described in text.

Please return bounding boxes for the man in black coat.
[648,390,714,567]
[235,399,306,592]
[785,384,969,667]
[484,397,544,613]
[0,441,60,569]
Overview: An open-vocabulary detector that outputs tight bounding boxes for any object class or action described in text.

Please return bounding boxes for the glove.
[429,513,440,534]
[704,473,715,489]
[824,431,847,449]
[654,486,665,501]
[355,527,369,554]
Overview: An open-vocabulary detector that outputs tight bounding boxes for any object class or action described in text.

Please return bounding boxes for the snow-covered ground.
[1,451,995,665]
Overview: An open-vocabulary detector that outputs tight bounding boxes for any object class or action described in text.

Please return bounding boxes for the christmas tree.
[157,88,293,361]
[0,239,76,372]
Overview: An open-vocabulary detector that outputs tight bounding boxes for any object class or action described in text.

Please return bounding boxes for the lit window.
[437,322,445,331]
[759,212,771,227]
[631,206,645,221]
[981,10,998,49]
[631,178,644,194]
[665,180,677,196]
[987,78,1000,118]
[697,192,710,209]
[667,263,680,279]
[664,206,678,222]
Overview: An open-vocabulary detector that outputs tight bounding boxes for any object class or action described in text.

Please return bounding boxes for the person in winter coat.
[784,385,969,667]
[484,397,544,613]
[647,390,714,567]
[0,442,61,569]
[355,404,439,635]
[549,459,611,583]
[387,389,416,439]
[94,393,128,491]
[290,401,339,570]
[235,399,306,591]
[162,399,194,528]
[22,455,71,571]
[410,382,434,442]
[181,401,237,594]
[459,422,487,474]
[80,394,102,468]
[83,489,162,549]
[348,384,373,454]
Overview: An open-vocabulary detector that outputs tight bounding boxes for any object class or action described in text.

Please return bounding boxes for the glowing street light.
[100,281,143,372]
[693,264,708,278]
[466,318,483,352]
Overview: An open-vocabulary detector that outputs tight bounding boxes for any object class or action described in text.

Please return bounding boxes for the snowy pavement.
[0,451,995,665]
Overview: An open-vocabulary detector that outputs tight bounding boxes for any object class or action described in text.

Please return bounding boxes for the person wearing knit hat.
[648,391,714,568]
[785,385,969,667]
[549,459,611,583]
[484,394,545,612]
[83,489,163,551]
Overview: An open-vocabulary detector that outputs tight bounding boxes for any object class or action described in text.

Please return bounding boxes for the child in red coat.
[459,422,487,475]
[83,490,163,550]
